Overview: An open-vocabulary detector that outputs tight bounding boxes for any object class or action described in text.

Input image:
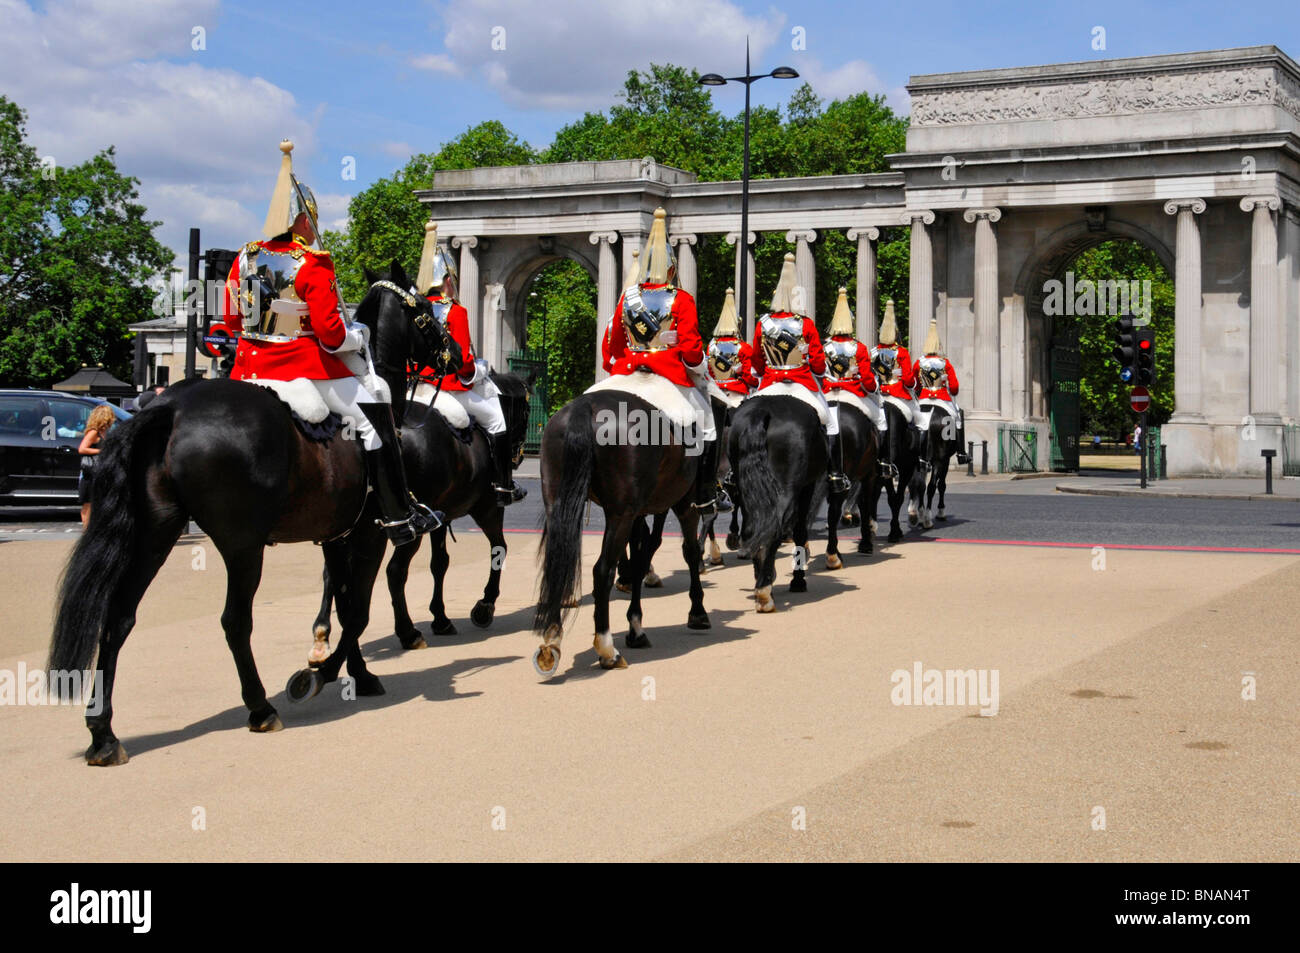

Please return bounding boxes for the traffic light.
[1112,316,1137,382]
[1135,328,1156,385]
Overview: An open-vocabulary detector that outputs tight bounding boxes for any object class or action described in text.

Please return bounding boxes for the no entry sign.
[1130,386,1150,413]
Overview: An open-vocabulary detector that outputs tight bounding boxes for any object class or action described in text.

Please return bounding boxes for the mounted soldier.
[222,140,438,546]
[822,286,884,477]
[411,221,525,507]
[707,286,758,400]
[605,207,718,514]
[869,299,922,450]
[749,252,850,493]
[915,319,970,465]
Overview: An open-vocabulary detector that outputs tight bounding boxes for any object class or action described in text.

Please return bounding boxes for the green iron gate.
[1049,337,1081,471]
[507,348,548,454]
[1284,424,1300,477]
[998,427,1039,473]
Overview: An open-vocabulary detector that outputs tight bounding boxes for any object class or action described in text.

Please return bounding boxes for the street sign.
[1130,386,1150,413]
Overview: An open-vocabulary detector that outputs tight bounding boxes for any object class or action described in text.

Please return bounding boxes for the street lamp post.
[700,40,798,336]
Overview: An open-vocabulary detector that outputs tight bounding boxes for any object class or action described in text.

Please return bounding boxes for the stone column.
[451,235,480,344]
[670,233,698,298]
[847,227,879,344]
[1242,196,1282,420]
[904,210,936,348]
[727,231,757,338]
[1162,199,1206,421]
[590,231,619,380]
[786,229,818,320]
[963,208,1002,414]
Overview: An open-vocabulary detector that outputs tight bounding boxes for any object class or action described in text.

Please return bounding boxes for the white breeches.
[447,388,507,435]
[879,394,920,432]
[683,384,718,442]
[312,376,381,451]
[816,389,839,437]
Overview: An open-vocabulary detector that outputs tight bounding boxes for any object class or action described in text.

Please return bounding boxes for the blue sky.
[1,0,1297,269]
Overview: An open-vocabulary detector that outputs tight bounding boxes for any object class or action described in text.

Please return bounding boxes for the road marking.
[928,537,1300,555]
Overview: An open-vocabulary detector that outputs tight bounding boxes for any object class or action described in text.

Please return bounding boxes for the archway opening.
[522,258,598,417]
[1044,239,1174,472]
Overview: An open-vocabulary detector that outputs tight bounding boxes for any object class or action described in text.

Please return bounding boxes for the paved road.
[8,474,1300,552]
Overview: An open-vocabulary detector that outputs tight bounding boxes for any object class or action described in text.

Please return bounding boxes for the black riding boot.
[827,435,851,494]
[359,403,443,546]
[693,438,720,515]
[955,410,970,464]
[489,431,526,507]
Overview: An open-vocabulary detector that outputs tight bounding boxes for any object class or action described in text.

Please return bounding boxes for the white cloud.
[315,192,352,232]
[380,140,416,159]
[0,0,314,264]
[410,52,459,75]
[795,58,910,113]
[436,0,786,111]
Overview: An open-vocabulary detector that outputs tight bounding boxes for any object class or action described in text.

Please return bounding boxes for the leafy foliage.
[0,96,172,386]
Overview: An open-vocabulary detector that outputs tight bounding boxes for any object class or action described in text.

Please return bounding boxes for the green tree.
[0,96,172,386]
[524,260,597,414]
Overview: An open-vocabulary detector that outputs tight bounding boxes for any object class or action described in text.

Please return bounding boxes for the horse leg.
[300,534,385,697]
[869,473,882,541]
[309,565,333,666]
[216,544,281,732]
[677,502,710,630]
[625,518,651,649]
[825,482,844,570]
[937,458,949,520]
[385,529,426,646]
[790,487,812,591]
[753,539,778,613]
[725,487,742,551]
[425,525,457,636]
[643,512,666,587]
[84,513,185,765]
[593,516,634,669]
[470,505,505,628]
[856,476,874,555]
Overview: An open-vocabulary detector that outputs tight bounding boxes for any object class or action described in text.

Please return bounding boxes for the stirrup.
[828,472,851,494]
[956,452,971,464]
[879,461,898,479]
[692,497,717,516]
[716,488,734,512]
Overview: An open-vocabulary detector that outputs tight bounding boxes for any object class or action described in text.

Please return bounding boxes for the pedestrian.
[1133,422,1143,453]
[77,404,117,526]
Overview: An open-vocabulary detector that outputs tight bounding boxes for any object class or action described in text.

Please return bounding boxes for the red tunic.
[751,314,825,394]
[223,239,354,382]
[601,320,614,373]
[709,336,758,395]
[873,344,917,401]
[606,284,704,388]
[822,337,878,398]
[413,295,475,391]
[916,356,960,403]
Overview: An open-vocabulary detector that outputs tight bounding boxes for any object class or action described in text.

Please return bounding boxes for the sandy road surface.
[0,531,1294,861]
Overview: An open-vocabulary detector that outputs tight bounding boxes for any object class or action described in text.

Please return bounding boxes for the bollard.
[967,441,975,477]
[1160,443,1168,480]
[1262,448,1276,495]
[980,440,989,475]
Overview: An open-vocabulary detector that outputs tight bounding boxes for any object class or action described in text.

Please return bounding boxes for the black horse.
[311,366,533,651]
[48,264,455,765]
[728,394,825,612]
[823,396,880,565]
[698,393,742,566]
[533,385,709,677]
[870,400,920,542]
[910,402,961,530]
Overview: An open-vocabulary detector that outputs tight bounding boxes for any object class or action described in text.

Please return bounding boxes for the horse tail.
[49,403,176,682]
[735,408,786,548]
[534,406,594,636]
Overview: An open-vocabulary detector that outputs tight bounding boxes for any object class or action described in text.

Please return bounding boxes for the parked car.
[0,390,132,505]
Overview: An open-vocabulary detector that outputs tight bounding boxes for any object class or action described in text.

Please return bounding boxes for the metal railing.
[506,348,548,454]
[1284,424,1300,477]
[997,427,1039,473]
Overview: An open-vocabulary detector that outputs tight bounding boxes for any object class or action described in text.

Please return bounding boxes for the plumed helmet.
[713,287,741,338]
[636,208,676,286]
[262,140,318,240]
[770,252,802,314]
[923,318,944,356]
[878,299,899,346]
[416,221,459,297]
[828,286,855,337]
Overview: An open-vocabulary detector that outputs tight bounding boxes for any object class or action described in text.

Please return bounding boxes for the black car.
[0,390,132,505]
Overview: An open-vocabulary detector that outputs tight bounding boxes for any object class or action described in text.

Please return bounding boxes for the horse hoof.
[644,571,663,588]
[725,533,739,551]
[626,630,652,649]
[307,636,330,667]
[615,581,631,593]
[397,629,427,650]
[789,577,807,593]
[470,601,496,628]
[85,739,128,766]
[599,653,629,670]
[857,540,873,555]
[708,554,724,566]
[432,619,458,637]
[908,513,918,526]
[249,709,284,732]
[533,645,561,679]
[687,611,711,630]
[286,668,324,704]
[937,512,947,521]
[826,553,843,570]
[888,530,903,543]
[754,587,776,613]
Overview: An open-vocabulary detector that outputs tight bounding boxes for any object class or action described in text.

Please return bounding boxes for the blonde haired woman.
[77,404,117,526]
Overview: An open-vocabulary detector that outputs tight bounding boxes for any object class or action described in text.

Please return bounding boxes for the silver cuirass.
[917,356,947,389]
[825,338,860,381]
[241,243,310,341]
[871,346,902,383]
[621,286,677,352]
[759,314,807,370]
[708,337,743,381]
[428,298,454,326]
